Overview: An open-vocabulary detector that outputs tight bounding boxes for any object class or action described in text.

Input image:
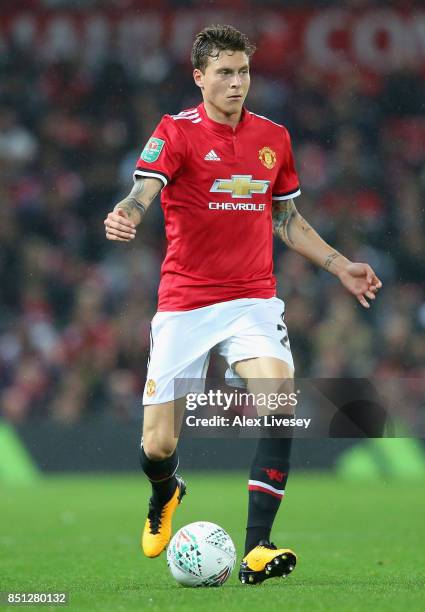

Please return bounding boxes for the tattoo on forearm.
[117,197,146,217]
[324,251,340,271]
[273,200,341,272]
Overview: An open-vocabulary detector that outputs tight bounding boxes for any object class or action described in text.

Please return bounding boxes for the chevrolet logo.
[210,175,270,198]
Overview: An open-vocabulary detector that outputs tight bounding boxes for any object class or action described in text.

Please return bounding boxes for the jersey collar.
[198,102,251,136]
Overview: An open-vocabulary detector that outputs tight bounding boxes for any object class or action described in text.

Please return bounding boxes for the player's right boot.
[239,540,297,585]
[141,475,187,558]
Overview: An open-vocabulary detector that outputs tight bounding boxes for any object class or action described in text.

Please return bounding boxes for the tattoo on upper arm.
[131,178,145,199]
[272,199,298,245]
[131,178,160,205]
[114,178,161,220]
[324,251,340,271]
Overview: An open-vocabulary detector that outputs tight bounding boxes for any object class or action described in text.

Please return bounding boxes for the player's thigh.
[234,356,294,380]
[234,356,295,415]
[142,400,186,460]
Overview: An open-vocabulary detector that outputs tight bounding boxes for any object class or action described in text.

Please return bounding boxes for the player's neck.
[202,101,242,130]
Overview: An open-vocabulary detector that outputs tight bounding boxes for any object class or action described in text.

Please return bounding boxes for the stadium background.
[1,0,425,430]
[1,2,425,609]
[1,1,424,469]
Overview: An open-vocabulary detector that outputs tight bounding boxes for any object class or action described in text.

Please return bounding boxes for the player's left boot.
[239,540,297,585]
[141,475,187,558]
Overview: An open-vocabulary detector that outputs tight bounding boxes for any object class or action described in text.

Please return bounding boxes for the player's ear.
[193,69,204,89]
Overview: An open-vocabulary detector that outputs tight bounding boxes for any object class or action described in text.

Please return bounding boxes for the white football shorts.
[142,296,294,405]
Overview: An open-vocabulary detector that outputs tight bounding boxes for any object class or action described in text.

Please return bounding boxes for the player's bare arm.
[104,177,162,242]
[272,198,383,308]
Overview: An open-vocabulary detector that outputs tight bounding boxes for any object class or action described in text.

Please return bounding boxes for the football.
[166,521,236,587]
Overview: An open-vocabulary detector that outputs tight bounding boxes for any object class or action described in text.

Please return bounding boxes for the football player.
[104,24,382,584]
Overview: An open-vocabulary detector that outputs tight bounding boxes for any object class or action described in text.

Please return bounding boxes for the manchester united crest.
[259,146,277,170]
[146,379,156,397]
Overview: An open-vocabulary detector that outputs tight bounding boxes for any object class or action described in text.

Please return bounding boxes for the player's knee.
[142,434,176,461]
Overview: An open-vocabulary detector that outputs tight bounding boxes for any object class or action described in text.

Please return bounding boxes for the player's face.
[194,50,250,118]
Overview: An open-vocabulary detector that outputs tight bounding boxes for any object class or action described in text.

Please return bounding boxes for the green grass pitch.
[1,472,424,611]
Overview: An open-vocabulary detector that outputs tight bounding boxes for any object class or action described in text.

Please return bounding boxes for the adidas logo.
[204,149,221,161]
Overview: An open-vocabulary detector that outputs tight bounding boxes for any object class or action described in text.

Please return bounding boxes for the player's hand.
[104,209,137,242]
[337,262,382,308]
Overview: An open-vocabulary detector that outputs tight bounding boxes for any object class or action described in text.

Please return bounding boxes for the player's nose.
[230,73,242,87]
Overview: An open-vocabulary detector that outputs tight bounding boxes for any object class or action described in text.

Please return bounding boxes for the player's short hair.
[191,24,256,73]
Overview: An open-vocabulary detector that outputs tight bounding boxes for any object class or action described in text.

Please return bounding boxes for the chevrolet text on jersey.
[209,202,266,211]
[134,103,301,311]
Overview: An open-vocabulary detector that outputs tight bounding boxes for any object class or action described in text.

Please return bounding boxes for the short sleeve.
[134,116,187,188]
[272,127,301,201]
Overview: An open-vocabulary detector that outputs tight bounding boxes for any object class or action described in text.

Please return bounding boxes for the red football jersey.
[134,103,300,311]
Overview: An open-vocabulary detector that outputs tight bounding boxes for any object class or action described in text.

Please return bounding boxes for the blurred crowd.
[1,8,424,424]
